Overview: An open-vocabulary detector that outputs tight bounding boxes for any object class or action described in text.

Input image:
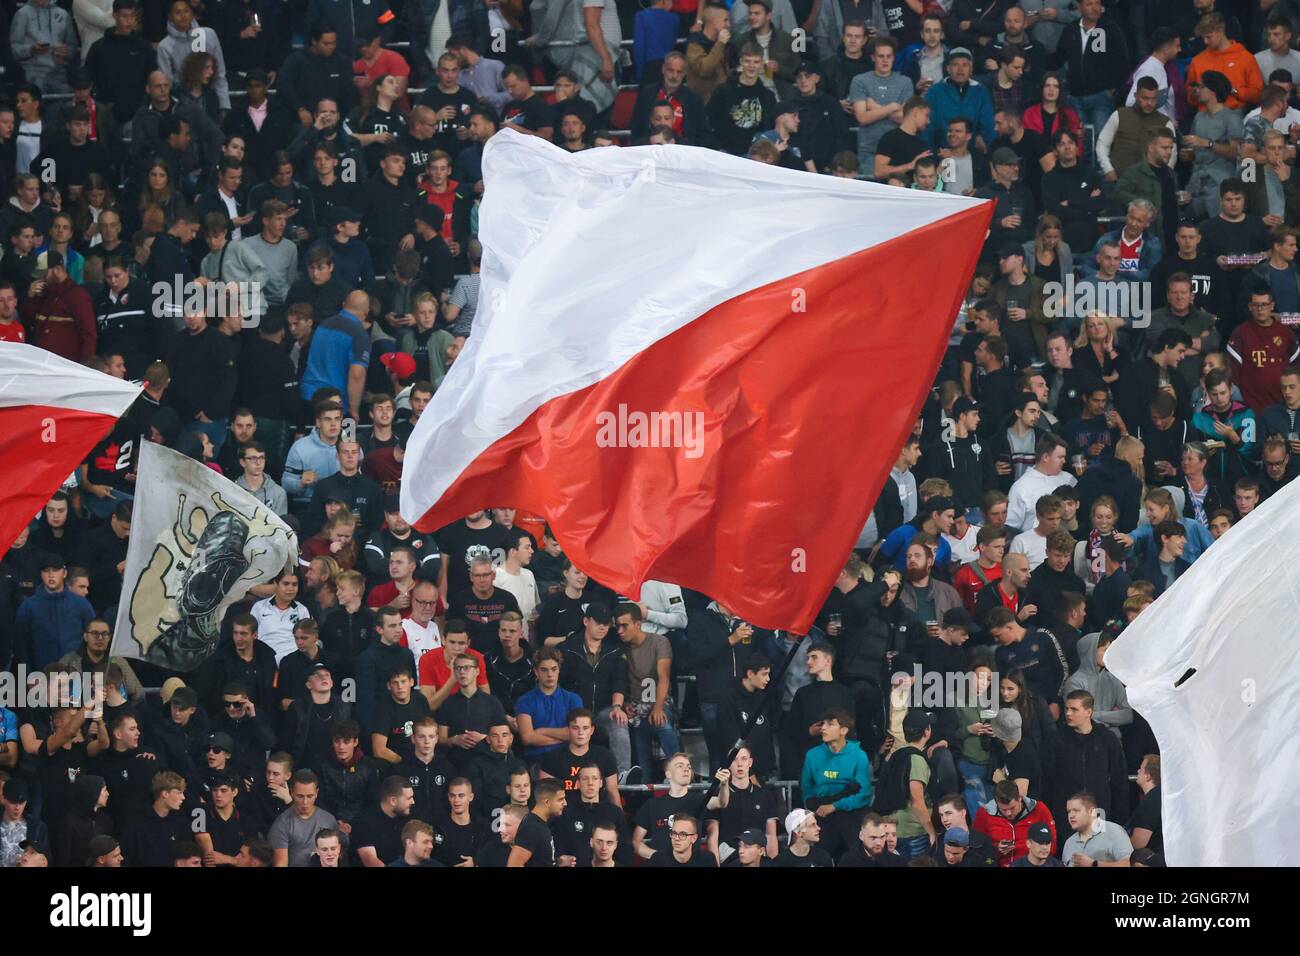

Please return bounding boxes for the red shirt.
[954,561,1003,613]
[354,49,411,110]
[0,320,25,343]
[417,176,458,242]
[367,580,446,618]
[418,646,488,690]
[1227,319,1300,413]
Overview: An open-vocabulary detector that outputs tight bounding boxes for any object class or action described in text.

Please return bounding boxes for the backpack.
[871,745,923,816]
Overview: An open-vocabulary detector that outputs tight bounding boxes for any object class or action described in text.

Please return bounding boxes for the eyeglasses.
[413,598,437,606]
[453,664,478,672]
[669,830,696,839]
[85,630,111,638]
[242,454,266,463]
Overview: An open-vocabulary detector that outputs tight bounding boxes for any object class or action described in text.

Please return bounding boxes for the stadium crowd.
[1,0,1299,869]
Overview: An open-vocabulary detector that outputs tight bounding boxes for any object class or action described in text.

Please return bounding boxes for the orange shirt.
[419,646,489,690]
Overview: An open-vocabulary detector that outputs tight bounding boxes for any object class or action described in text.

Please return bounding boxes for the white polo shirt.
[250,598,311,663]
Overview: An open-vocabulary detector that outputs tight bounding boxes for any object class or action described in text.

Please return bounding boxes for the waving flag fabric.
[1105,478,1300,866]
[0,342,141,558]
[401,130,992,631]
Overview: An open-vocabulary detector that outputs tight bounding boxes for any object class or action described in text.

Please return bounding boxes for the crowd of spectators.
[2,0,1299,869]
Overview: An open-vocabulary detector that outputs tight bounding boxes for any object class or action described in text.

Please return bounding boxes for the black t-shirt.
[1127,786,1163,854]
[774,845,836,867]
[449,587,522,655]
[633,792,699,857]
[879,0,923,46]
[650,847,716,866]
[436,520,511,600]
[502,94,552,134]
[350,807,407,866]
[993,130,1052,201]
[417,86,480,156]
[347,105,409,172]
[535,591,587,643]
[373,694,431,764]
[876,128,930,172]
[432,814,491,866]
[514,812,556,867]
[998,737,1043,799]
[201,806,253,859]
[707,781,777,849]
[538,744,618,794]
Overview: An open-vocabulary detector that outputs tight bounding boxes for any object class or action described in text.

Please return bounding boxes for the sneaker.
[618,766,644,787]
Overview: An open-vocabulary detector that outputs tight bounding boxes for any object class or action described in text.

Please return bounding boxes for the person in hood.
[1186,12,1263,114]
[56,773,112,867]
[12,0,78,96]
[799,707,872,858]
[1063,628,1133,743]
[156,1,231,111]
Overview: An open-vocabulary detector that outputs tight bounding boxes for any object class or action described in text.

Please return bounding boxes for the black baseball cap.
[952,396,980,417]
[941,607,974,631]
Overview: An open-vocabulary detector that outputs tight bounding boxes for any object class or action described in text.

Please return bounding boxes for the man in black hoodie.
[1053,688,1129,827]
[792,62,852,171]
[97,712,164,826]
[1058,0,1131,135]
[85,0,158,126]
[276,23,358,126]
[687,601,772,773]
[708,45,777,156]
[716,653,778,777]
[781,640,856,781]
[1024,531,1087,629]
[1041,129,1109,254]
[355,145,420,274]
[932,397,998,515]
[57,774,112,867]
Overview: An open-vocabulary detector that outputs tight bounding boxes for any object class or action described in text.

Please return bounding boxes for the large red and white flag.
[0,343,142,558]
[401,131,992,631]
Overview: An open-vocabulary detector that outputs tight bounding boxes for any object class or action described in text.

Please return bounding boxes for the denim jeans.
[897,833,933,861]
[958,757,991,819]
[1070,91,1116,149]
[597,705,632,772]
[631,711,681,771]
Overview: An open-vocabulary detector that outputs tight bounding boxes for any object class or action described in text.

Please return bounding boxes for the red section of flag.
[0,404,123,556]
[411,205,991,631]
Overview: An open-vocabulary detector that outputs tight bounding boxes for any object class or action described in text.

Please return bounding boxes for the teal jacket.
[800,740,873,811]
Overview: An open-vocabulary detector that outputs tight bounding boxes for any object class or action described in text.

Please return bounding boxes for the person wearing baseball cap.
[989,706,1043,800]
[926,46,994,152]
[932,395,991,520]
[878,490,959,571]
[1,778,52,866]
[1012,821,1064,866]
[751,101,815,171]
[723,829,771,867]
[774,808,835,867]
[17,550,96,670]
[976,143,1036,253]
[789,61,841,171]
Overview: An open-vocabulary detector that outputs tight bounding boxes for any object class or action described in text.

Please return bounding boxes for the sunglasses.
[208,746,227,754]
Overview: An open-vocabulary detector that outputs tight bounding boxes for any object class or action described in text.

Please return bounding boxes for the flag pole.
[695,629,806,817]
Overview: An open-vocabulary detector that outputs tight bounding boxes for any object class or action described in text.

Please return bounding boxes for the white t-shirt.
[493,565,539,631]
[250,598,312,663]
[944,524,981,565]
[1009,529,1049,570]
[402,618,442,679]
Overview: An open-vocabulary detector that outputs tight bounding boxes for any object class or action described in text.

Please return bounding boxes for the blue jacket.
[801,739,873,810]
[15,587,95,669]
[1081,229,1164,282]
[925,78,995,150]
[1191,400,1257,485]
[1127,517,1215,565]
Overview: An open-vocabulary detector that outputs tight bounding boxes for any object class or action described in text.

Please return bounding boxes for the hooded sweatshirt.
[157,22,231,109]
[1062,633,1132,738]
[15,586,96,669]
[1187,41,1264,113]
[12,0,78,95]
[800,740,873,811]
[57,774,111,866]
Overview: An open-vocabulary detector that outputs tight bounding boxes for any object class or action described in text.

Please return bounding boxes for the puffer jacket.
[973,794,1057,866]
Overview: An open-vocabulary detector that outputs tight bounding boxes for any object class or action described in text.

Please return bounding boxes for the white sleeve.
[1096,111,1120,175]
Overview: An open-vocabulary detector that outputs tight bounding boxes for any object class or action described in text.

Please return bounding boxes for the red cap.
[380,351,416,379]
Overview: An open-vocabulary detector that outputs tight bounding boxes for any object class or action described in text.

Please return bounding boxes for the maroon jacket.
[22,275,96,361]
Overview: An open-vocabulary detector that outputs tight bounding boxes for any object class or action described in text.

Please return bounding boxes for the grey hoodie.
[156,21,231,110]
[1062,632,1132,737]
[11,0,78,95]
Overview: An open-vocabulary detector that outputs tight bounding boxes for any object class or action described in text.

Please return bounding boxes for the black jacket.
[317,753,382,824]
[930,431,998,512]
[1076,456,1144,533]
[306,470,383,538]
[209,710,278,781]
[1041,161,1109,254]
[630,82,708,144]
[355,173,420,252]
[85,31,158,125]
[166,326,239,423]
[276,48,358,119]
[222,96,299,182]
[717,678,777,776]
[1133,553,1191,597]
[686,606,768,704]
[1058,16,1132,96]
[93,280,171,381]
[57,774,112,866]
[1053,721,1130,822]
[236,334,300,424]
[280,693,352,768]
[194,639,280,715]
[558,632,628,712]
[76,522,130,615]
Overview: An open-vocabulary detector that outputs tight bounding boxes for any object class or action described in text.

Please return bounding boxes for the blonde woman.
[1114,486,1214,564]
[1072,313,1127,385]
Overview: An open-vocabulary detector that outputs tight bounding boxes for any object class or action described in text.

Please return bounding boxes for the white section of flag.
[402,129,988,522]
[0,342,142,415]
[1104,477,1300,866]
[112,442,298,666]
